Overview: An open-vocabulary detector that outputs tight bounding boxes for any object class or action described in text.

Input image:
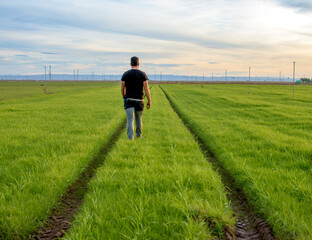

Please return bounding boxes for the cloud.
[145,63,195,68]
[295,32,312,37]
[15,54,29,57]
[0,0,265,51]
[276,0,312,11]
[41,52,56,55]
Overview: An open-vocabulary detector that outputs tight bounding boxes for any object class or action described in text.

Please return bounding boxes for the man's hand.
[147,101,151,109]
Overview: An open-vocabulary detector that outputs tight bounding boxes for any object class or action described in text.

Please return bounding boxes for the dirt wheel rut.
[29,120,126,240]
[160,86,278,240]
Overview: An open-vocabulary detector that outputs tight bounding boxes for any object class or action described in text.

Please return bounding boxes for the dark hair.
[131,56,139,67]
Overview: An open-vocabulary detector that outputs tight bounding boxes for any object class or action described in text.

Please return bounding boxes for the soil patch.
[160,86,278,240]
[29,120,126,240]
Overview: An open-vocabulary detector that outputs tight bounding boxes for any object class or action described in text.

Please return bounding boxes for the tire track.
[29,119,126,240]
[160,85,277,240]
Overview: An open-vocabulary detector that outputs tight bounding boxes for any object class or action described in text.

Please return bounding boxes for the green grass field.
[0,81,118,100]
[1,82,311,239]
[0,85,124,238]
[64,86,233,239]
[162,84,312,239]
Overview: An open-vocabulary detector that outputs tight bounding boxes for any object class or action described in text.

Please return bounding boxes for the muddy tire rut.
[160,86,278,240]
[29,120,126,240]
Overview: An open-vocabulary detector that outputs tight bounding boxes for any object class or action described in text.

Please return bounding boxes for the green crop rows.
[162,84,312,240]
[65,86,233,239]
[0,82,311,239]
[0,85,124,238]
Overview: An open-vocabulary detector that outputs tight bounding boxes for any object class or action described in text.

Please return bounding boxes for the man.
[121,56,151,140]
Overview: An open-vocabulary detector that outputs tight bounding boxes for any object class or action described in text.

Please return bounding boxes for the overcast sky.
[0,0,312,77]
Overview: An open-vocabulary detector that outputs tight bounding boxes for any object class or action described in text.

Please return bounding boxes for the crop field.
[64,86,233,239]
[0,85,124,238]
[0,82,311,239]
[162,84,312,239]
[0,81,118,100]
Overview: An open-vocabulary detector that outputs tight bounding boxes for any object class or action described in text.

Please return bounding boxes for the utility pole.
[44,66,47,93]
[73,69,76,90]
[293,61,296,100]
[49,65,51,81]
[279,71,281,82]
[248,66,251,94]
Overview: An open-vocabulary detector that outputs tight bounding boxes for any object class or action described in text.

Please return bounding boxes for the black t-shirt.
[121,69,148,99]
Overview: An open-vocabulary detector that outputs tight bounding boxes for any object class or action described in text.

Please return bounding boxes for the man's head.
[131,56,139,68]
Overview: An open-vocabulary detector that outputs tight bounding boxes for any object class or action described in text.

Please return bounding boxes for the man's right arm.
[121,81,126,98]
[143,80,151,109]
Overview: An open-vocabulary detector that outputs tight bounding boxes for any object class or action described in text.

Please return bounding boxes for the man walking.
[121,56,151,140]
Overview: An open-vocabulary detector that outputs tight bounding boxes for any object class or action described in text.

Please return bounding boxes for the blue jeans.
[125,107,143,140]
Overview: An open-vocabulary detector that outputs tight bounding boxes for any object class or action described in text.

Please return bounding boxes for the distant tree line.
[300,78,311,83]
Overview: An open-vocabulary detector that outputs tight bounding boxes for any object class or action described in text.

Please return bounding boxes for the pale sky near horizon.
[0,0,312,77]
